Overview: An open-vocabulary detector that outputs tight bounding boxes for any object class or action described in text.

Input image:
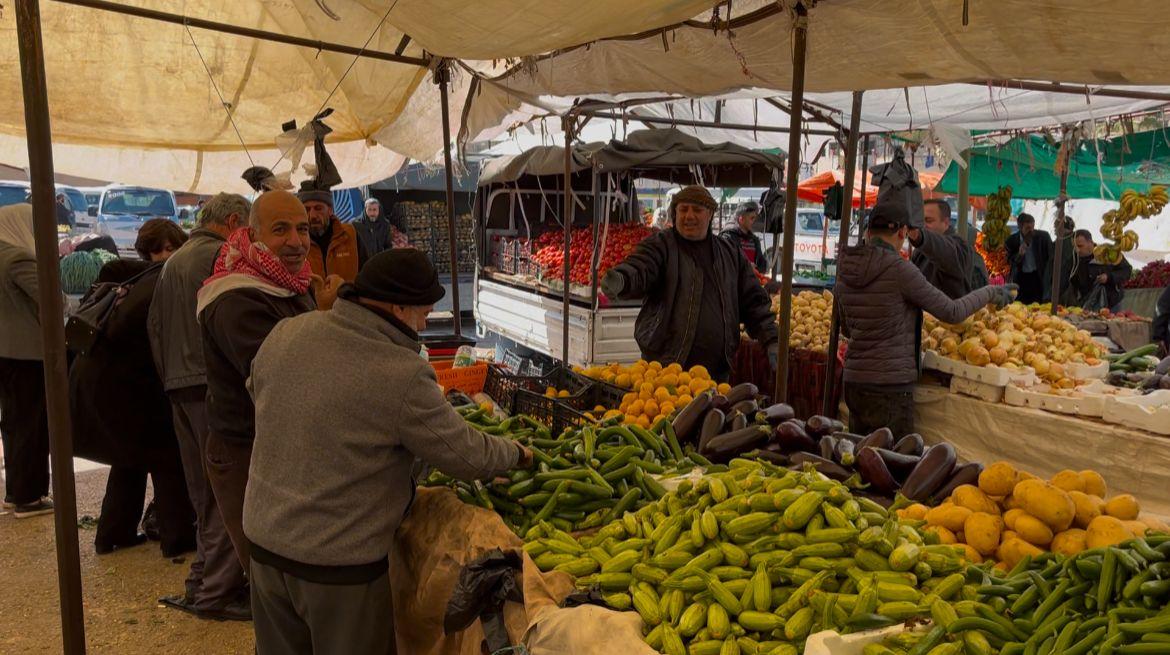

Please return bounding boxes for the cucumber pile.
[867,534,1170,654]
[527,458,977,655]
[426,403,705,535]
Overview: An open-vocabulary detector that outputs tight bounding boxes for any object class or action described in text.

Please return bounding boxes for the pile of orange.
[579,360,730,428]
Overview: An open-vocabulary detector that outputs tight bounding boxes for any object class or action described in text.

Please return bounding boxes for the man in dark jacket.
[835,201,1012,436]
[719,201,768,273]
[908,199,986,298]
[601,186,778,381]
[1005,213,1053,304]
[244,250,531,655]
[198,190,327,572]
[148,192,251,621]
[1153,286,1170,356]
[1069,229,1132,312]
[299,189,362,282]
[353,198,407,262]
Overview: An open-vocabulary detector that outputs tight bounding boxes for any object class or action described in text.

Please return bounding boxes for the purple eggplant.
[724,383,758,405]
[858,427,894,451]
[697,408,726,453]
[819,435,838,461]
[751,449,789,465]
[932,462,985,502]
[730,399,759,418]
[892,433,925,457]
[856,447,900,496]
[787,418,807,432]
[873,448,921,480]
[756,403,796,425]
[900,443,957,502]
[831,431,866,446]
[701,425,771,462]
[789,452,852,481]
[673,390,714,443]
[772,421,817,453]
[709,394,731,413]
[805,415,844,437]
[723,410,743,430]
[834,438,856,466]
[731,413,748,431]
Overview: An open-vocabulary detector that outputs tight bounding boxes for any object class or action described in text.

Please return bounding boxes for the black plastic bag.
[444,549,524,652]
[869,147,925,228]
[1082,283,1109,312]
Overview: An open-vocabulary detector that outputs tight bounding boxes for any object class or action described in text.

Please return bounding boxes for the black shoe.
[161,537,197,558]
[95,533,148,554]
[13,498,54,519]
[161,593,251,622]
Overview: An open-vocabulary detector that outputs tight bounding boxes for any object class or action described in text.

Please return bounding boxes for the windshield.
[0,186,29,207]
[84,193,100,206]
[797,211,840,235]
[59,189,88,213]
[101,189,174,217]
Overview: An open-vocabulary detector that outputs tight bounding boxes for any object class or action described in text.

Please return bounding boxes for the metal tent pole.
[561,117,574,365]
[436,61,462,336]
[773,2,810,404]
[1051,156,1073,315]
[858,135,871,241]
[957,149,971,240]
[820,90,863,417]
[15,1,87,651]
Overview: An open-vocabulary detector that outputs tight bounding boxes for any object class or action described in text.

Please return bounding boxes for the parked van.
[92,185,179,254]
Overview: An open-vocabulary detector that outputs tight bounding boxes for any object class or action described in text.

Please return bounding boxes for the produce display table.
[913,385,1170,518]
[1106,318,1153,352]
[1119,286,1166,319]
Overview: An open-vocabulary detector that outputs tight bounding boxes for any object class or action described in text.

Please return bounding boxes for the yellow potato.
[1079,470,1107,498]
[1013,513,1055,547]
[1086,515,1132,549]
[1103,494,1140,521]
[964,512,1005,557]
[1123,520,1149,538]
[1051,469,1086,493]
[996,537,1043,569]
[978,461,1018,497]
[1067,490,1104,529]
[1051,529,1087,557]
[925,504,973,533]
[925,525,957,545]
[952,485,1000,515]
[1015,480,1075,532]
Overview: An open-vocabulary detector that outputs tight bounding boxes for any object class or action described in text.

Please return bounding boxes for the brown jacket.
[309,216,360,282]
[835,240,997,386]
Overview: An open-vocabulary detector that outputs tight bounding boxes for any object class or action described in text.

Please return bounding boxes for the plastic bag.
[1082,283,1109,312]
[869,147,925,228]
[444,548,524,653]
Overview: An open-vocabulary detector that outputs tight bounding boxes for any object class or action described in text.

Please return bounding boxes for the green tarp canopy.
[935,129,1170,200]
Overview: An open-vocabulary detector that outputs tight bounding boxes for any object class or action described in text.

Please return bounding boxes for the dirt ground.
[0,467,253,654]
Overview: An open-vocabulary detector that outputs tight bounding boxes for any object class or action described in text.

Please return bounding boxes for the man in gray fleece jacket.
[835,201,1014,437]
[243,249,531,655]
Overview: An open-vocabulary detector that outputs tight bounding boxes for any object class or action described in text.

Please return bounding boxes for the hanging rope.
[185,23,254,166]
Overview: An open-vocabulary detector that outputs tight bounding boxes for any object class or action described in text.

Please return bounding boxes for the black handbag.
[65,264,157,355]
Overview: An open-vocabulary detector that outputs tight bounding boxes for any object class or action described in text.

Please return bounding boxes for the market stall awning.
[796,169,942,208]
[934,129,1170,200]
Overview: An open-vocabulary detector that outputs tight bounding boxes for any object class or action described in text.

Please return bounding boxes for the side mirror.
[87,206,98,217]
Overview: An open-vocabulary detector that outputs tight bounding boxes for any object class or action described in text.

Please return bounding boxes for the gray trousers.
[251,558,396,655]
[169,387,247,609]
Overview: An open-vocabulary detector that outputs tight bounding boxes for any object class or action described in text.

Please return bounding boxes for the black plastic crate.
[592,378,630,409]
[483,364,547,414]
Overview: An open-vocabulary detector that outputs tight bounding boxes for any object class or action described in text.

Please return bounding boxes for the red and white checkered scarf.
[203,227,311,294]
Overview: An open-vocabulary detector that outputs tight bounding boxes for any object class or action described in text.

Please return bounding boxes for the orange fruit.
[689,365,710,380]
[677,394,694,406]
[649,361,663,371]
[637,415,652,428]
[615,374,632,388]
[659,402,676,417]
[717,382,732,395]
[629,400,645,415]
[643,401,659,417]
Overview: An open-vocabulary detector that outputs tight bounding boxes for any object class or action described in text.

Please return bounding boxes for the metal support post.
[15,0,87,651]
[436,61,461,335]
[773,2,810,404]
[561,117,574,364]
[957,149,971,240]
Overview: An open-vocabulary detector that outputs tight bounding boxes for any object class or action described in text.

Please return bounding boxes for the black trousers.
[843,381,916,438]
[96,450,195,554]
[0,357,51,505]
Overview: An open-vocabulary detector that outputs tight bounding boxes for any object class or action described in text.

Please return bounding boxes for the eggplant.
[1156,355,1170,376]
[731,413,748,431]
[858,427,893,451]
[830,431,866,446]
[788,452,852,481]
[819,435,838,461]
[892,433,925,457]
[873,448,921,480]
[787,418,807,432]
[856,447,900,496]
[854,489,894,509]
[709,394,731,413]
[932,462,985,502]
[730,400,759,418]
[756,403,796,425]
[1140,374,1163,390]
[701,425,771,462]
[724,383,758,405]
[834,438,856,466]
[1160,375,1170,390]
[805,415,838,437]
[751,449,789,465]
[697,408,726,453]
[723,410,743,431]
[900,443,957,502]
[672,390,714,443]
[772,421,817,453]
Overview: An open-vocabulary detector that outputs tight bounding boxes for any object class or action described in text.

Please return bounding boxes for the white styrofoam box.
[1065,359,1109,380]
[805,624,927,655]
[950,375,1005,403]
[1103,390,1170,435]
[1002,380,1129,417]
[923,350,1033,387]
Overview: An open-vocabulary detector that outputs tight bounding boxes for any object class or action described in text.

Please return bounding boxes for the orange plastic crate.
[431,361,489,394]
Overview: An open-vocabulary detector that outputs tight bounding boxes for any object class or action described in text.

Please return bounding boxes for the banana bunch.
[1097,186,1166,264]
[981,186,1013,249]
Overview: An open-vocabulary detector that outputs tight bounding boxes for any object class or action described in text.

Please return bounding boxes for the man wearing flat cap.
[243,249,533,654]
[720,200,768,274]
[298,187,362,283]
[834,199,1013,436]
[601,185,778,381]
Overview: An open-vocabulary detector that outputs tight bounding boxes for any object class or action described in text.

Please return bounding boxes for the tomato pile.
[530,224,653,286]
[976,230,1011,278]
[1125,259,1170,289]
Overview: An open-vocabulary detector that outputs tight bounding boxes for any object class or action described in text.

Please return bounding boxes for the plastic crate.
[786,349,842,421]
[431,361,489,394]
[591,378,630,409]
[482,364,549,414]
[501,349,531,373]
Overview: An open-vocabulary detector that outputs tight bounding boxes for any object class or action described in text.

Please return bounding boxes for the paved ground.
[0,465,253,654]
